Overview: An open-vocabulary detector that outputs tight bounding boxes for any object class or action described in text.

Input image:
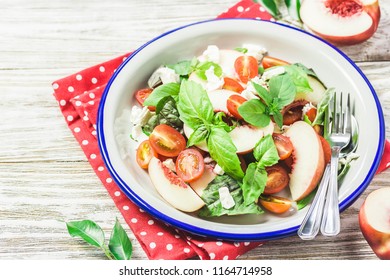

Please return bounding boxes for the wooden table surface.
[1,0,389,260]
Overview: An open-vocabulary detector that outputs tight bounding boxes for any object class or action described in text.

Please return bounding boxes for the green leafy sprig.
[66,218,132,260]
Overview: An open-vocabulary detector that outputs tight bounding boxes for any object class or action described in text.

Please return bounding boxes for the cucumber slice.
[295,75,326,105]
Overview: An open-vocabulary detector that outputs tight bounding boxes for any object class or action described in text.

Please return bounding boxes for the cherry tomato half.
[136,140,158,169]
[262,56,290,69]
[175,148,205,183]
[135,88,155,111]
[227,94,247,120]
[319,135,331,164]
[259,195,293,214]
[234,55,259,83]
[305,107,317,123]
[272,134,294,160]
[222,77,245,93]
[263,164,290,195]
[149,124,186,157]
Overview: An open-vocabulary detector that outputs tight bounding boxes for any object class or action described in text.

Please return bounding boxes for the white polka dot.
[82,140,88,145]
[150,242,156,249]
[106,178,113,183]
[237,6,244,12]
[386,162,390,168]
[91,77,98,84]
[91,130,97,136]
[83,115,89,121]
[93,124,97,129]
[139,208,144,212]
[68,86,74,92]
[157,232,163,236]
[198,243,204,247]
[234,242,240,247]
[186,236,192,240]
[255,17,262,20]
[59,99,66,106]
[88,100,94,105]
[184,248,191,253]
[74,127,80,133]
[174,234,180,239]
[98,166,104,171]
[52,83,59,89]
[122,57,127,61]
[140,231,147,236]
[166,244,173,251]
[270,18,276,22]
[76,74,82,81]
[75,100,82,107]
[67,115,73,122]
[259,6,266,12]
[148,219,154,225]
[209,253,215,259]
[90,154,96,159]
[223,255,229,260]
[84,111,88,116]
[244,242,250,246]
[99,66,105,72]
[245,7,250,11]
[216,241,223,246]
[89,93,95,99]
[131,218,137,223]
[114,191,121,196]
[123,205,129,210]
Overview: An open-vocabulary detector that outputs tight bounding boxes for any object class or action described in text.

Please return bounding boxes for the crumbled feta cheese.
[261,66,285,81]
[148,67,180,86]
[241,77,267,100]
[213,164,225,175]
[241,89,259,100]
[131,124,143,140]
[205,66,224,91]
[302,102,316,117]
[203,157,214,164]
[198,45,220,63]
[243,43,267,61]
[218,187,235,209]
[130,106,152,126]
[162,158,176,171]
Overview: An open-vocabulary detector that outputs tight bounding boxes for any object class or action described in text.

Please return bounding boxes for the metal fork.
[320,92,352,236]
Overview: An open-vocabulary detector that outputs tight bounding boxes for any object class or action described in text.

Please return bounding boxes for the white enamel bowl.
[97,19,385,241]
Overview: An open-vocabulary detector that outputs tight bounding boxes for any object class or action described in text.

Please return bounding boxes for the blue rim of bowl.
[97,18,386,241]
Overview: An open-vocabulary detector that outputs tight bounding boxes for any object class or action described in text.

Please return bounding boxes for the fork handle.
[297,164,330,240]
[321,147,341,236]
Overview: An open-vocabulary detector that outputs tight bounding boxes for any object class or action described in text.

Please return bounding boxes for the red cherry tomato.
[135,88,155,111]
[136,140,158,169]
[272,134,294,160]
[149,124,186,157]
[234,55,259,83]
[227,94,247,120]
[222,77,245,93]
[175,148,205,182]
[262,56,290,69]
[259,195,293,214]
[281,100,308,125]
[305,107,317,123]
[319,135,331,164]
[263,164,290,195]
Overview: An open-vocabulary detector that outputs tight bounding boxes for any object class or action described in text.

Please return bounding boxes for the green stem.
[102,245,114,260]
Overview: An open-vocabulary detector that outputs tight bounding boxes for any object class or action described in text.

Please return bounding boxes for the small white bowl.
[97,19,385,241]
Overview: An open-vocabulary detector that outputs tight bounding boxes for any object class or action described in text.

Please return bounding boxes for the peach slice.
[359,187,390,260]
[189,165,216,197]
[284,121,325,201]
[300,0,381,45]
[148,157,205,212]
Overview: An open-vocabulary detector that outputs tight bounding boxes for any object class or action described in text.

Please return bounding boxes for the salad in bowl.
[129,43,353,218]
[98,19,384,240]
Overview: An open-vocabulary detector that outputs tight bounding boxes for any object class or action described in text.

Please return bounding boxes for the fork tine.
[337,92,344,133]
[344,93,352,135]
[332,92,338,133]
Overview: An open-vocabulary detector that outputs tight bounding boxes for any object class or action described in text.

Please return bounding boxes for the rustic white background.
[0,0,389,259]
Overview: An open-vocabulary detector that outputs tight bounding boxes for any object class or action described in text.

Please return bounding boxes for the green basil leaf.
[271,109,283,129]
[312,88,335,126]
[293,63,317,79]
[196,61,223,80]
[284,0,301,21]
[207,127,244,180]
[242,162,268,205]
[269,74,296,107]
[254,0,280,17]
[201,174,241,205]
[283,65,312,94]
[187,125,209,147]
[235,47,248,54]
[253,134,280,167]
[66,220,105,248]
[296,189,316,210]
[167,60,193,76]
[251,82,272,106]
[238,99,271,127]
[143,83,180,107]
[108,218,133,260]
[198,188,264,217]
[177,80,214,128]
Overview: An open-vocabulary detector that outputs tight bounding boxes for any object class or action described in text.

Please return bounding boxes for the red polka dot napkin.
[52,0,389,260]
